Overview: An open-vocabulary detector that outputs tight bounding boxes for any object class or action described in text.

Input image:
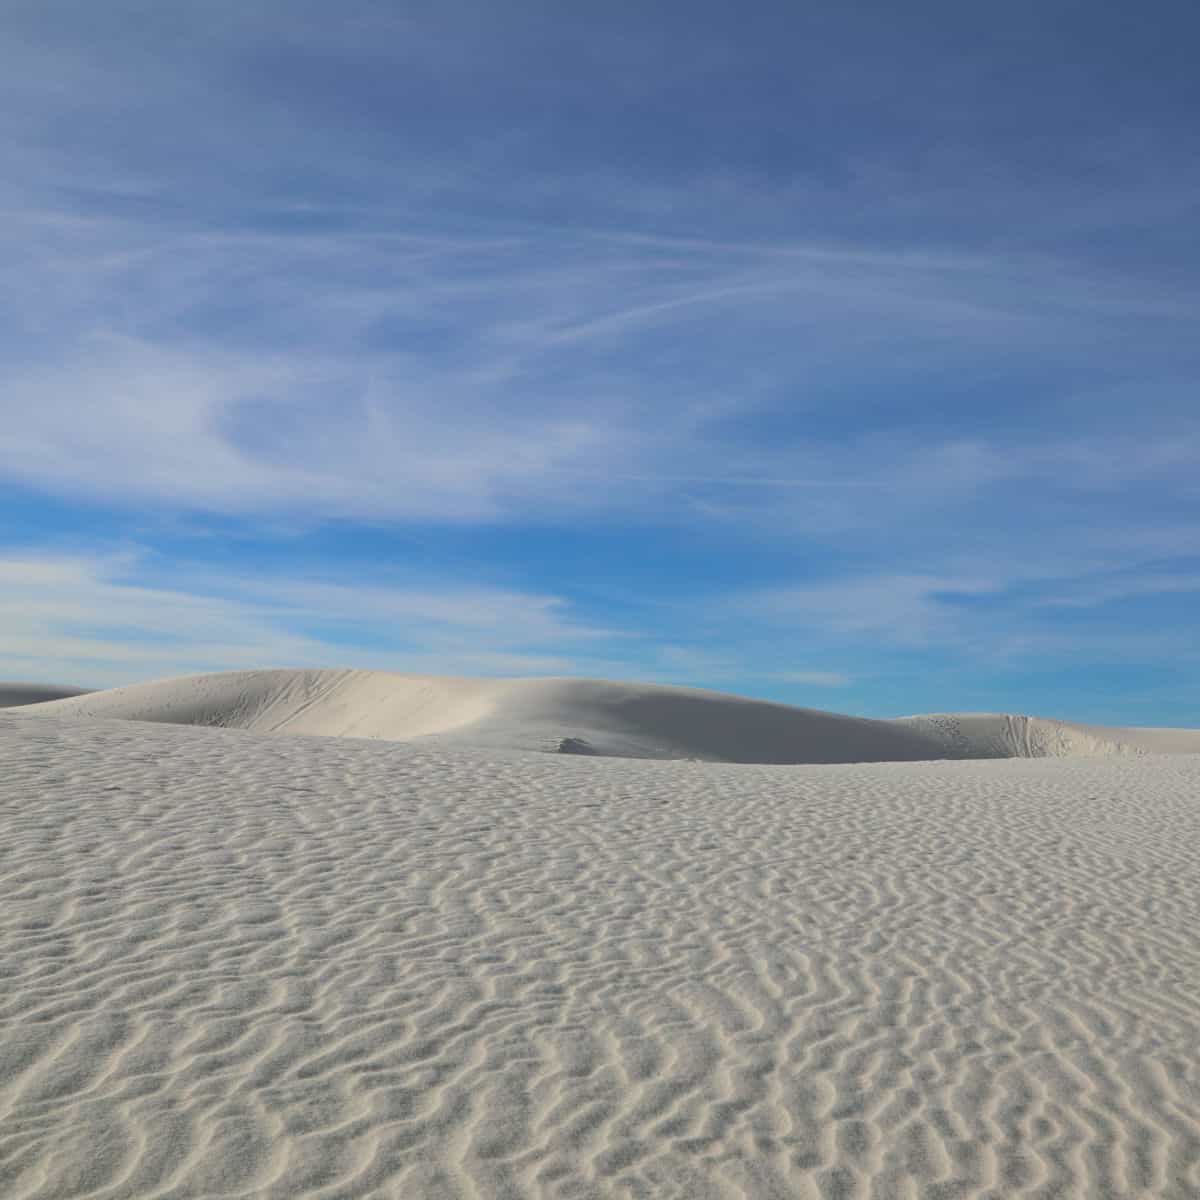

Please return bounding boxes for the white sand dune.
[895,711,1200,759]
[24,667,1200,763]
[1,706,1198,1199]
[0,682,91,707]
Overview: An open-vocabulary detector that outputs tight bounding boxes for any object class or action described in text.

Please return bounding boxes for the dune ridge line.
[15,668,1200,763]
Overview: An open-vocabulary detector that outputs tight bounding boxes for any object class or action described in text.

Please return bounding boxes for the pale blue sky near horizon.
[2,0,1198,725]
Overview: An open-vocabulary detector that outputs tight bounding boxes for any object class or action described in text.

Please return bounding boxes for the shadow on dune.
[16,669,1200,764]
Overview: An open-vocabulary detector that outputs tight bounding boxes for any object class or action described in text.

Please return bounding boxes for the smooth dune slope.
[25,668,1200,763]
[18,669,951,762]
[895,711,1200,759]
[2,708,1199,1199]
[0,682,91,707]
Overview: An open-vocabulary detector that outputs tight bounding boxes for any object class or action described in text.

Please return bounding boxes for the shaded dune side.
[492,678,952,762]
[25,670,949,763]
[24,669,1200,763]
[0,683,92,708]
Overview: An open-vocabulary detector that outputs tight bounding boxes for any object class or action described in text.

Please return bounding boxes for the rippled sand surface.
[3,710,1199,1198]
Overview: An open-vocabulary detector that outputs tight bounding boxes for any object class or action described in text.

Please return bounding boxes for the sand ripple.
[2,712,1199,1197]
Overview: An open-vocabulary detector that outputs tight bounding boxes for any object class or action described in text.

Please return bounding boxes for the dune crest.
[22,668,1200,763]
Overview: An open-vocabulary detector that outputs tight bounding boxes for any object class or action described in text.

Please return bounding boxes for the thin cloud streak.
[0,549,860,695]
[735,563,1200,666]
[0,551,623,688]
[3,205,1196,526]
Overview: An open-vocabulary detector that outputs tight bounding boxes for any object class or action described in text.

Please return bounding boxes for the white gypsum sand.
[2,693,1199,1199]
[19,668,1200,761]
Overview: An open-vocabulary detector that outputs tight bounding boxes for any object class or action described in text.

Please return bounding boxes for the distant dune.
[19,668,1200,762]
[0,682,92,708]
[895,710,1200,758]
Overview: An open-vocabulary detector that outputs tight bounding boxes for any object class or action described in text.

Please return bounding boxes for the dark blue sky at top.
[12,2,1198,233]
[1,0,1198,723]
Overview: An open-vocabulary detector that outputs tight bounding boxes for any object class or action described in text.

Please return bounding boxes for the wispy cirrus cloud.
[3,205,1197,530]
[735,559,1200,669]
[0,549,860,694]
[0,550,619,687]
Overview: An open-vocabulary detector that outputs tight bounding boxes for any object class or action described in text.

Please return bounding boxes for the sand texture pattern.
[2,711,1200,1199]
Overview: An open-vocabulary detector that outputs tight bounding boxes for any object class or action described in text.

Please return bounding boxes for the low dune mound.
[481,677,954,763]
[24,669,948,763]
[19,669,496,740]
[896,712,1200,759]
[24,669,1200,763]
[0,682,92,708]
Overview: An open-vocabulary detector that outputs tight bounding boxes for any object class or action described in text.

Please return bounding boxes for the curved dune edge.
[894,711,1200,759]
[18,668,1200,763]
[0,682,92,708]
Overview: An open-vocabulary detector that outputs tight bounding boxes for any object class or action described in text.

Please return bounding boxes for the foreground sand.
[3,709,1199,1198]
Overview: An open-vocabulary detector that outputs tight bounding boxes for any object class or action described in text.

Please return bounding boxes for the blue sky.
[2,0,1198,724]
